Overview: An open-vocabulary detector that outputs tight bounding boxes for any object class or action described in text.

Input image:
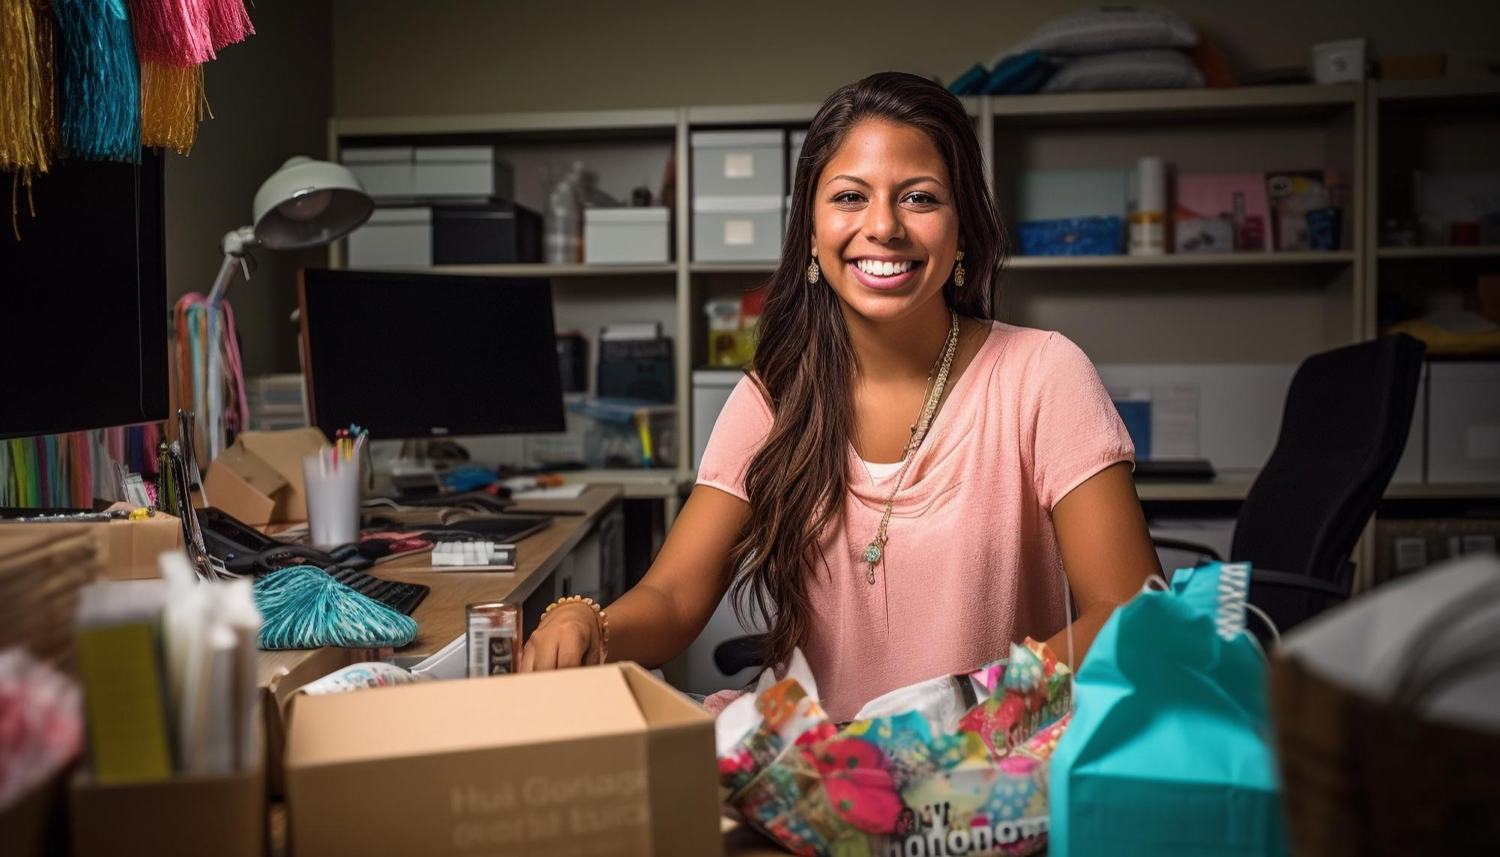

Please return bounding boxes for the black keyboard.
[327,567,429,616]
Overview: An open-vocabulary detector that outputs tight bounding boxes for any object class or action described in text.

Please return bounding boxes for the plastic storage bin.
[1427,361,1500,483]
[691,130,785,198]
[693,196,783,262]
[346,206,431,268]
[413,146,514,199]
[693,369,744,469]
[583,207,671,265]
[432,201,542,264]
[342,147,414,199]
[1016,216,1124,256]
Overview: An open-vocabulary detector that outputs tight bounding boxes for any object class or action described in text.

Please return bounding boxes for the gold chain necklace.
[862,310,961,585]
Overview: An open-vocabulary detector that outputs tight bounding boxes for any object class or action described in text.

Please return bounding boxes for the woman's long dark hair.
[728,72,1006,670]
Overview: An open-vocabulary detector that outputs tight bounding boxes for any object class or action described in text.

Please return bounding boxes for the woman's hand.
[519,602,604,671]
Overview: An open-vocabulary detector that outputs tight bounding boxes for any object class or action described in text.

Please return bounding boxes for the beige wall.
[164,1,332,376]
[331,0,1499,116]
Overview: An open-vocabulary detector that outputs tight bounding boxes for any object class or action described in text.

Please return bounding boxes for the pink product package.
[1174,173,1270,252]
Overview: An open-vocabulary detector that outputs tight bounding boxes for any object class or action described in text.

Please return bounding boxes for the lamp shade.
[252,156,374,251]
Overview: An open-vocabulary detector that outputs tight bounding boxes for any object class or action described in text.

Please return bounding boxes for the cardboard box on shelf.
[204,428,327,525]
[286,663,722,857]
[69,766,266,857]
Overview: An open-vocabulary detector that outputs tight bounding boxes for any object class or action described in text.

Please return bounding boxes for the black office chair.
[1154,334,1427,633]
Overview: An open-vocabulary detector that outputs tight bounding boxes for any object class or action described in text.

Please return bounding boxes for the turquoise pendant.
[863,543,882,564]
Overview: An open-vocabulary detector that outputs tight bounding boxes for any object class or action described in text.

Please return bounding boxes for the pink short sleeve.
[696,376,774,502]
[1025,333,1135,510]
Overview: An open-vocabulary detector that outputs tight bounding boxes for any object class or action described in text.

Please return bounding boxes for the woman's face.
[811,119,960,325]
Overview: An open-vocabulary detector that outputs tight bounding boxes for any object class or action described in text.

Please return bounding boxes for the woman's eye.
[833,192,864,205]
[906,192,939,205]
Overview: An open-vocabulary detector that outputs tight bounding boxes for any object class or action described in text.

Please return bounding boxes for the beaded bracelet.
[542,595,610,664]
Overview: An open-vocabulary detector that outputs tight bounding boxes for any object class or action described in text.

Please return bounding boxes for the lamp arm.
[206,226,258,307]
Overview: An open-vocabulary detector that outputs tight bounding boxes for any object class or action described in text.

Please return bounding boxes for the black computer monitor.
[297,268,566,440]
[0,151,169,439]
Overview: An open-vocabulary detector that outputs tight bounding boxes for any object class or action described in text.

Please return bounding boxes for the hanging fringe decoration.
[140,60,202,152]
[128,0,213,66]
[2,0,62,234]
[52,0,142,162]
[203,0,252,53]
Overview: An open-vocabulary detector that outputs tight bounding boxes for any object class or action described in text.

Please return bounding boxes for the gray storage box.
[342,147,414,199]
[691,130,785,198]
[1428,362,1500,483]
[693,196,782,262]
[1392,364,1428,484]
[413,146,514,199]
[583,207,670,265]
[785,129,807,235]
[692,368,744,469]
[345,206,431,268]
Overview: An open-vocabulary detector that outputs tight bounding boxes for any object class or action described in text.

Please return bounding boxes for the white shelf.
[556,468,689,500]
[1377,246,1500,260]
[1385,481,1500,500]
[689,262,778,274]
[333,108,678,137]
[990,84,1357,124]
[426,263,678,278]
[1009,251,1354,270]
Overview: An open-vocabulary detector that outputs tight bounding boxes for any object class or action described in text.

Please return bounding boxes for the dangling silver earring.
[807,258,820,284]
[953,250,965,287]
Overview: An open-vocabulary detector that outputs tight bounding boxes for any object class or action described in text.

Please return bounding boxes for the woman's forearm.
[600,580,709,668]
[1044,600,1125,671]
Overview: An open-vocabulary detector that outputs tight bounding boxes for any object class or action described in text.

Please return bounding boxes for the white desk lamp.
[198,157,373,460]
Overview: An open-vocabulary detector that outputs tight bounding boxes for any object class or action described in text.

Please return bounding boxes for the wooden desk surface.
[256,486,621,685]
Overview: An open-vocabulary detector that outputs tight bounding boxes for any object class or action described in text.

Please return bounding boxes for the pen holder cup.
[301,453,361,548]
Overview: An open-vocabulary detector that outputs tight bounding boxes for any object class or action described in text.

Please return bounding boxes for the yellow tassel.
[141,61,205,154]
[2,0,59,235]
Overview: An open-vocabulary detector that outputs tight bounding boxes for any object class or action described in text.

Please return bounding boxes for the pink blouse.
[697,322,1134,722]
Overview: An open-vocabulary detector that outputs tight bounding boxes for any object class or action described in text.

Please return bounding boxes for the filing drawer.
[413,146,514,199]
[691,130,785,198]
[342,147,414,199]
[692,196,782,262]
[345,206,431,268]
[1428,362,1500,483]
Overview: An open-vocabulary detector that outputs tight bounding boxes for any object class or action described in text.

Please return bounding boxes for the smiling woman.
[522,72,1162,723]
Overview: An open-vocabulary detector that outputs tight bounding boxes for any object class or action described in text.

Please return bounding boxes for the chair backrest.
[1232,335,1426,627]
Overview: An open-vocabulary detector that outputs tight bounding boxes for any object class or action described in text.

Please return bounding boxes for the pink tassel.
[204,0,254,51]
[130,0,216,66]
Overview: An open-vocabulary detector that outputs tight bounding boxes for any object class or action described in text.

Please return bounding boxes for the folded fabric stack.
[949,5,1206,96]
[716,640,1072,857]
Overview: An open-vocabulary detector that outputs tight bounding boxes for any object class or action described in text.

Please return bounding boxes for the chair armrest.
[714,634,766,677]
[1249,569,1348,599]
[1150,537,1223,562]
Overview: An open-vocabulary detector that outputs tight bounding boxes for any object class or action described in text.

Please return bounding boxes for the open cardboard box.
[203,428,327,526]
[261,646,358,799]
[69,765,266,857]
[286,663,722,857]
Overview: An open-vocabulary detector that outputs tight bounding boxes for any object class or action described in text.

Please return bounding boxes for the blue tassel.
[253,566,418,651]
[52,0,141,162]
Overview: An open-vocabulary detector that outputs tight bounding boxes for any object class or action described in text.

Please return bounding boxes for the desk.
[257,485,622,686]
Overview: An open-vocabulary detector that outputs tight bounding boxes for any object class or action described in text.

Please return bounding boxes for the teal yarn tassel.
[253,566,418,651]
[52,0,141,162]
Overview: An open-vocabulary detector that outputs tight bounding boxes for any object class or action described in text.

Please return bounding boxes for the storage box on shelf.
[585,207,671,265]
[691,131,785,263]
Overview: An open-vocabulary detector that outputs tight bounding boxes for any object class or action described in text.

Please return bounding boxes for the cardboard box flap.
[236,428,328,521]
[618,662,715,729]
[288,666,648,769]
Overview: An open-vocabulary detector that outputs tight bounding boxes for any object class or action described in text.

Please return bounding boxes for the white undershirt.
[861,458,903,484]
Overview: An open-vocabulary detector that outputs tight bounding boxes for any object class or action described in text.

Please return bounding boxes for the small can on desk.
[467,602,521,677]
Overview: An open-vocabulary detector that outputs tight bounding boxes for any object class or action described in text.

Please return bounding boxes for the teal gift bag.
[1050,562,1289,856]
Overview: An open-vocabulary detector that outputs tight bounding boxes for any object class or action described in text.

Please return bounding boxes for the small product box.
[285,663,722,857]
[342,147,415,199]
[345,206,433,268]
[584,207,671,265]
[414,146,515,199]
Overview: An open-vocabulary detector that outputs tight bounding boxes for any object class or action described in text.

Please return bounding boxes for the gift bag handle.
[1388,578,1500,712]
